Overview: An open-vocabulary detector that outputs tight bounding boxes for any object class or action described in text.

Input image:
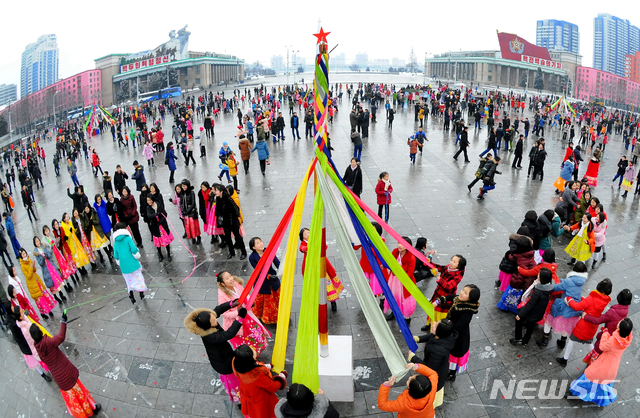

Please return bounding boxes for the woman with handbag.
[248,237,281,324]
[496,236,537,314]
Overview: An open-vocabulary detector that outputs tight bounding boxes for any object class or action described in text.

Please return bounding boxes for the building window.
[196,67,201,75]
[181,68,188,76]
[488,64,493,72]
[196,78,201,85]
[488,76,492,81]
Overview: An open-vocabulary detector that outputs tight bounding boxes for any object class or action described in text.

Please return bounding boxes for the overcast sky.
[1,0,634,92]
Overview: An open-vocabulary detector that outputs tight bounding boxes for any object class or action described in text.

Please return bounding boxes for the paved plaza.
[1,76,639,418]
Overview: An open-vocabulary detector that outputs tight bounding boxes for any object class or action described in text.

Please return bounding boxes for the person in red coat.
[557,278,612,367]
[375,172,393,222]
[90,150,103,177]
[30,313,101,418]
[383,237,417,326]
[426,255,466,329]
[233,344,287,418]
[582,289,631,365]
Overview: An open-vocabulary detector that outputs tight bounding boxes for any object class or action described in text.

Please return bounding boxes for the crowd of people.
[0,80,637,417]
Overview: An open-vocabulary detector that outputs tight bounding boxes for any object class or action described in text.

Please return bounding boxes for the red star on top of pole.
[313,27,330,44]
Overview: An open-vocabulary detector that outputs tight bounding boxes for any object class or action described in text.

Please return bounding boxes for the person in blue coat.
[555,156,575,193]
[537,261,588,348]
[131,161,146,191]
[251,138,270,175]
[93,194,112,238]
[3,212,20,259]
[166,142,179,183]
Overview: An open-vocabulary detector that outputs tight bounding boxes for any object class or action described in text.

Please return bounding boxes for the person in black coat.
[7,306,52,381]
[531,143,547,181]
[437,284,480,382]
[521,210,541,250]
[510,268,554,346]
[21,185,37,222]
[275,383,340,418]
[213,184,246,259]
[512,134,524,169]
[410,319,458,395]
[105,190,123,228]
[611,156,628,187]
[453,126,470,162]
[180,179,201,245]
[184,302,246,403]
[343,159,363,198]
[113,165,129,194]
[67,185,90,212]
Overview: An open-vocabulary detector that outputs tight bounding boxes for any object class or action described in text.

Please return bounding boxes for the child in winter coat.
[375,172,392,222]
[410,319,458,408]
[517,248,560,326]
[233,344,288,418]
[427,255,466,327]
[184,302,247,404]
[557,278,612,367]
[568,318,633,406]
[408,136,419,164]
[142,141,155,167]
[437,284,481,380]
[582,289,631,365]
[539,261,588,348]
[589,213,607,269]
[227,152,240,192]
[378,363,438,418]
[510,268,554,346]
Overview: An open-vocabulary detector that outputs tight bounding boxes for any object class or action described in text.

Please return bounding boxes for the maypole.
[313,27,331,358]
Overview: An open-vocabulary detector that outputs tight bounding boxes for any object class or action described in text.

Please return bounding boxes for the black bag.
[499,251,517,274]
[216,215,224,228]
[164,153,169,165]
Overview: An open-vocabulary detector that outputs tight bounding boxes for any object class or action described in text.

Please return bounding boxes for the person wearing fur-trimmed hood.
[184,301,247,404]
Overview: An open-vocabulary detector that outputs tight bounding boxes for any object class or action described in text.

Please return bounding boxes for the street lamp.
[285,46,299,88]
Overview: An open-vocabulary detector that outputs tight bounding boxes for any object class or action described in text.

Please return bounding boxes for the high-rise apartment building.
[625,51,640,83]
[0,84,17,106]
[536,20,580,54]
[20,34,59,98]
[593,14,640,77]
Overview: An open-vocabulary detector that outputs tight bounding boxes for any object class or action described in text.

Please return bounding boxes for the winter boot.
[139,292,145,300]
[129,291,136,304]
[157,248,164,262]
[447,370,457,382]
[166,245,172,262]
[331,301,337,312]
[536,332,550,347]
[557,336,567,349]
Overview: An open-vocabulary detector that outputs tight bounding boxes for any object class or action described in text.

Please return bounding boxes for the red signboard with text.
[121,55,170,73]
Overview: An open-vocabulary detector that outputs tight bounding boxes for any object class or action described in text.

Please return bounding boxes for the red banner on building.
[497,31,551,62]
[521,55,561,69]
[121,55,170,73]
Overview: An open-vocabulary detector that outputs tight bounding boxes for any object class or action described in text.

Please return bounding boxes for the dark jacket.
[183,302,242,374]
[215,195,241,228]
[120,194,140,224]
[616,159,628,175]
[487,132,496,149]
[67,187,89,211]
[514,139,524,156]
[106,197,124,226]
[275,394,340,418]
[414,331,458,390]
[517,282,554,323]
[459,131,469,148]
[198,189,212,222]
[343,165,363,196]
[180,188,198,219]
[114,171,128,192]
[441,295,480,358]
[7,316,31,355]
[146,199,170,238]
[34,322,79,391]
[534,149,547,166]
[132,166,146,191]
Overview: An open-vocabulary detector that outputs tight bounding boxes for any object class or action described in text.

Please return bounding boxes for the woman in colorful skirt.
[583,146,602,187]
[168,184,186,238]
[217,271,270,356]
[568,318,633,406]
[54,218,89,276]
[81,203,113,263]
[198,181,218,244]
[538,261,588,348]
[436,284,480,381]
[70,209,97,269]
[353,221,389,307]
[582,289,631,365]
[184,301,246,404]
[33,236,67,304]
[145,195,174,262]
[299,228,344,312]
[564,213,595,265]
[19,248,57,320]
[248,237,281,324]
[8,306,52,381]
[7,266,41,325]
[61,212,93,273]
[43,224,78,291]
[31,313,102,417]
[620,162,635,198]
[180,179,202,245]
[428,255,466,329]
[112,223,147,304]
[382,237,417,325]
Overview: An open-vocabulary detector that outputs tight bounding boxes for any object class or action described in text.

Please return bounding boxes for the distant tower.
[408,47,418,73]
